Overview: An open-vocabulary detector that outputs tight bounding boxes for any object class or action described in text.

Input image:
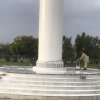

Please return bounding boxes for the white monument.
[34,0,67,74]
[0,0,100,100]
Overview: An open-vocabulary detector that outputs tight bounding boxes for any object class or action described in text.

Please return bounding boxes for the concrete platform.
[0,66,100,100]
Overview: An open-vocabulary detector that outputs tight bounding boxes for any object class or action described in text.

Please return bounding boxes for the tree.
[0,44,12,61]
[63,36,74,65]
[10,36,38,61]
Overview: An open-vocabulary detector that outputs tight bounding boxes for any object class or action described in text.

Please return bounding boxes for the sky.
[0,0,100,43]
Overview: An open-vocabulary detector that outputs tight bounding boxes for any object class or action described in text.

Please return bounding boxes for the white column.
[34,0,67,74]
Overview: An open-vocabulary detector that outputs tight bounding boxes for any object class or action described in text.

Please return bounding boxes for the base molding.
[33,60,67,74]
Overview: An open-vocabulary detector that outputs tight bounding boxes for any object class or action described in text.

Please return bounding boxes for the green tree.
[0,44,12,61]
[63,36,74,66]
[10,36,38,62]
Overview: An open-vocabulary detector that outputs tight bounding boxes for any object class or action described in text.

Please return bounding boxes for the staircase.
[0,67,100,100]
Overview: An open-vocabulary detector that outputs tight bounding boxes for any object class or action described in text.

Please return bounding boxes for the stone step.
[8,73,78,78]
[7,76,100,82]
[7,73,100,79]
[0,66,100,75]
[0,83,100,90]
[0,87,100,95]
[2,78,100,84]
[1,80,100,86]
[1,74,100,86]
[4,75,100,83]
[0,92,100,100]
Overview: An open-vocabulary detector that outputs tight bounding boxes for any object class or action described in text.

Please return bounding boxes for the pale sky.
[0,0,100,43]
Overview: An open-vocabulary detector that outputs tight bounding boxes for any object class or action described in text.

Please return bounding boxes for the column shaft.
[38,0,64,61]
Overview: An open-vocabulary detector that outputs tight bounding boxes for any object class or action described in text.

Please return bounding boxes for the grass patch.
[0,61,32,67]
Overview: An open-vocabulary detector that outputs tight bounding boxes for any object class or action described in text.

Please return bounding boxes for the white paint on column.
[38,0,64,61]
